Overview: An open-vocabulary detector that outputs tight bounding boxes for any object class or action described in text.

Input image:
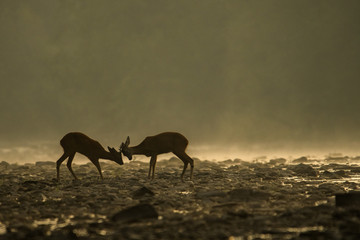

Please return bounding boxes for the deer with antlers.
[120,132,194,182]
[56,132,124,181]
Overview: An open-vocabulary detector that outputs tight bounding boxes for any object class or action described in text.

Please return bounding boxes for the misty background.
[1,0,360,162]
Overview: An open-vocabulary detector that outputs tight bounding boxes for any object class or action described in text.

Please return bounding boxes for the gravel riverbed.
[1,158,360,239]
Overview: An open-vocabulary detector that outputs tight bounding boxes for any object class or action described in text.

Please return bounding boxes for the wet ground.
[1,157,360,239]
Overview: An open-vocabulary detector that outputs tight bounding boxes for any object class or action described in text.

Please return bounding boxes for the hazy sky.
[1,0,360,155]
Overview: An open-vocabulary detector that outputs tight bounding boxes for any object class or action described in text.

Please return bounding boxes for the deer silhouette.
[120,132,194,182]
[56,132,123,181]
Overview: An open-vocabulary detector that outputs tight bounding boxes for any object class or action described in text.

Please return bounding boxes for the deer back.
[61,132,106,157]
[140,132,189,154]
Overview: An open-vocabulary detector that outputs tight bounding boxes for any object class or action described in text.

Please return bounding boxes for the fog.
[1,0,360,161]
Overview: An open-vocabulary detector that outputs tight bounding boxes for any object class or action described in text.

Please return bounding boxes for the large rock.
[292,156,308,164]
[288,163,317,177]
[132,186,155,199]
[196,190,227,199]
[322,170,341,179]
[269,158,286,165]
[336,191,360,207]
[111,204,158,222]
[228,188,271,201]
[0,161,10,169]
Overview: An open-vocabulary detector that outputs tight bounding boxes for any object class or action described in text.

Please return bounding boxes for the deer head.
[120,136,132,160]
[107,146,124,165]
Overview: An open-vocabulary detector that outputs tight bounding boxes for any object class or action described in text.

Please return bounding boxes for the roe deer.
[120,132,194,182]
[56,132,123,181]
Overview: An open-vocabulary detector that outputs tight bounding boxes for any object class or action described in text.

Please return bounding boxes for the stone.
[322,170,341,179]
[269,158,286,165]
[336,191,360,207]
[132,186,155,199]
[0,161,10,169]
[196,190,227,199]
[292,156,309,163]
[111,204,158,223]
[288,163,317,177]
[228,188,271,201]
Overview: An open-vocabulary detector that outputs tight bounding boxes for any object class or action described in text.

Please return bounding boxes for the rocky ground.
[1,157,360,239]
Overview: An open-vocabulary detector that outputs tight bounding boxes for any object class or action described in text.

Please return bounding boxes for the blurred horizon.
[1,0,360,162]
[1,139,360,164]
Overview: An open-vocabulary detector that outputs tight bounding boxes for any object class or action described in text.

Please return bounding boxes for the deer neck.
[130,145,145,155]
[100,150,114,161]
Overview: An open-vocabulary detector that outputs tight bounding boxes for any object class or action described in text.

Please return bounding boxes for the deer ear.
[125,136,130,146]
[112,147,119,153]
[109,147,119,154]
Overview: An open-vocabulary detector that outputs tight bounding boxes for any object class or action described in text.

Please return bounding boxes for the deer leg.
[148,158,152,179]
[188,155,194,181]
[175,152,194,181]
[149,156,157,180]
[66,153,78,180]
[92,159,103,180]
[180,162,188,182]
[151,155,157,180]
[56,153,69,181]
